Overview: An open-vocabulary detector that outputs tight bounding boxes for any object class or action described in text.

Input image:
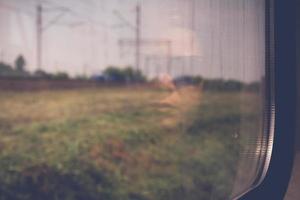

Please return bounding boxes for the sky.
[0,0,265,82]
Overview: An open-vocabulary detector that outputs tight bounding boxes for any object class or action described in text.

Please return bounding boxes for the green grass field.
[0,87,261,200]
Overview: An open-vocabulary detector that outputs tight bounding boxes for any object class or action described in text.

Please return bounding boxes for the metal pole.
[0,48,3,62]
[135,3,141,71]
[145,56,150,77]
[167,41,172,75]
[190,0,196,75]
[37,4,42,70]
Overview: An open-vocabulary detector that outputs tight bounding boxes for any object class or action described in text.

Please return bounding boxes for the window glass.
[0,0,267,199]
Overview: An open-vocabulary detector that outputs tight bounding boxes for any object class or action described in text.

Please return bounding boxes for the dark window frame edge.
[237,0,297,199]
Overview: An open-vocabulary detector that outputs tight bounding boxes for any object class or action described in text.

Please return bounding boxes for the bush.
[103,66,146,83]
[33,69,53,79]
[0,62,14,77]
[52,72,69,80]
[0,161,122,200]
[0,61,29,78]
[33,70,70,80]
[203,79,243,92]
[174,75,203,86]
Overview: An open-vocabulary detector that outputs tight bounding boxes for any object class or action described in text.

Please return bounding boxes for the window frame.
[237,0,297,199]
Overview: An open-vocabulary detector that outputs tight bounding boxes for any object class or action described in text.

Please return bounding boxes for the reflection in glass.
[0,0,266,199]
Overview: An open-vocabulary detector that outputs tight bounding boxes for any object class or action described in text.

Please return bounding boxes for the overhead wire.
[0,1,35,18]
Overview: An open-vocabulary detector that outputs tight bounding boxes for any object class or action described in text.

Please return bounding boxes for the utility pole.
[113,3,142,71]
[135,3,141,71]
[36,4,42,70]
[35,3,71,71]
[119,39,172,75]
[144,56,150,76]
[167,40,172,75]
[190,0,196,75]
[83,64,88,77]
[0,48,3,62]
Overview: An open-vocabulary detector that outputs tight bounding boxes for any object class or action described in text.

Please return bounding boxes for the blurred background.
[0,1,266,200]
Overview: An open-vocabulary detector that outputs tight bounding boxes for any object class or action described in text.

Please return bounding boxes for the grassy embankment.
[0,86,260,200]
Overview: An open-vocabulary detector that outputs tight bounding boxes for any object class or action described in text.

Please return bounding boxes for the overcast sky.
[0,0,265,82]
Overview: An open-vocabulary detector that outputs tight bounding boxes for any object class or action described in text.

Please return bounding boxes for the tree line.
[0,55,70,80]
[0,55,261,92]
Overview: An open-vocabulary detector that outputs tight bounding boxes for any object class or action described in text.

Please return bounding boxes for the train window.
[0,0,270,199]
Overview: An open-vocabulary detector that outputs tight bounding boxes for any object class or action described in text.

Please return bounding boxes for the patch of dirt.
[156,86,203,129]
[159,91,181,107]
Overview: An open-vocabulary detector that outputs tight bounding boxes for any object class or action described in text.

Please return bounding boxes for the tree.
[34,69,52,79]
[15,55,26,72]
[53,72,69,80]
[103,66,146,83]
[103,66,125,82]
[123,67,145,82]
[0,62,14,77]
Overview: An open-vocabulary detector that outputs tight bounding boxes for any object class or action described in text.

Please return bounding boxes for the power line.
[1,0,106,29]
[0,0,106,74]
[119,39,173,75]
[0,1,35,18]
[35,3,72,70]
[42,10,67,31]
[42,0,98,24]
[34,1,105,70]
[113,3,142,71]
[113,10,136,30]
